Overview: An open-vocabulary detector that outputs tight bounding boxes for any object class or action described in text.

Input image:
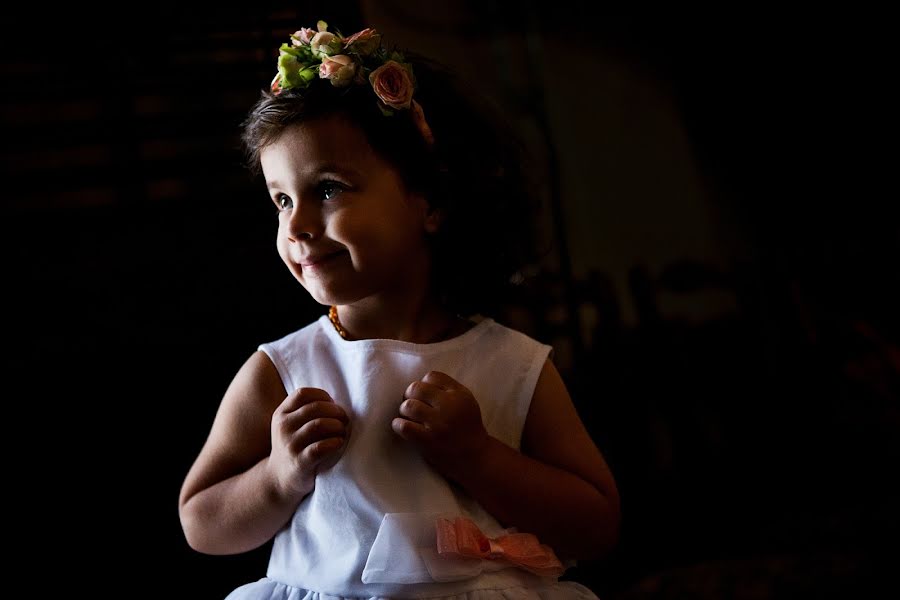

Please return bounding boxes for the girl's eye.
[318,180,345,201]
[276,194,293,210]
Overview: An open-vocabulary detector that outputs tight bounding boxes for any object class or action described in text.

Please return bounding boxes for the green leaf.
[376,101,395,117]
[279,43,302,58]
[298,66,318,84]
[278,53,313,89]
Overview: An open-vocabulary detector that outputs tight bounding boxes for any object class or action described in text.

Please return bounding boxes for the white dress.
[225,315,600,600]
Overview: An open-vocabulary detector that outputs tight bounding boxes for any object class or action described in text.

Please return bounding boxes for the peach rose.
[342,28,380,55]
[291,28,316,46]
[311,31,341,57]
[368,60,414,110]
[319,54,357,87]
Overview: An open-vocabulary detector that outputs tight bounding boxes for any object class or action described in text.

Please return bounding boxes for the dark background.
[5,4,897,599]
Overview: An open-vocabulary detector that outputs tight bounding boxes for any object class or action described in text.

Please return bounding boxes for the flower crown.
[271,21,434,147]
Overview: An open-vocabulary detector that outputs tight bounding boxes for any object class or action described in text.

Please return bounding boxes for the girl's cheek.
[276,234,292,264]
[326,211,348,236]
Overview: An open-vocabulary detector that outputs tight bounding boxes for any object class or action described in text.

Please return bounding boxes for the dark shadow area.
[5,5,895,599]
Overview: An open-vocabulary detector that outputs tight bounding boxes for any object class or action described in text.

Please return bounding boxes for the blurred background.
[5,3,897,599]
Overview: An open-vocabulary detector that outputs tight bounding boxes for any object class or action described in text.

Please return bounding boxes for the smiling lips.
[300,251,344,268]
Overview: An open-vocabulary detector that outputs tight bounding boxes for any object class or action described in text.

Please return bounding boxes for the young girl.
[179,21,620,600]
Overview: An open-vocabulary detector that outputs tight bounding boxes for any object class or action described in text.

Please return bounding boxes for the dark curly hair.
[241,53,549,318]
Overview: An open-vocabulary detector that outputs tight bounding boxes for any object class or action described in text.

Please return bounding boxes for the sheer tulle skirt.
[225,577,600,600]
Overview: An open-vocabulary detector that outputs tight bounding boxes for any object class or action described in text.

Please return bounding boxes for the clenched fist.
[392,371,490,483]
[269,387,350,497]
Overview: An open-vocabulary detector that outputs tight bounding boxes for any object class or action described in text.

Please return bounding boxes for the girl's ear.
[424,206,444,234]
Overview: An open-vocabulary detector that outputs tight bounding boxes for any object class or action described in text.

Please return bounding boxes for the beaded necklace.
[327,305,467,342]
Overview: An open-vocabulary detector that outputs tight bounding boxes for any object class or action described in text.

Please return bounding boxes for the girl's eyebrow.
[306,162,359,177]
[266,163,361,190]
[267,163,362,191]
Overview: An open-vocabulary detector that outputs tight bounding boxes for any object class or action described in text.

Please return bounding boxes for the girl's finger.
[289,418,347,452]
[421,370,459,390]
[404,380,443,406]
[398,397,438,423]
[391,417,430,444]
[285,401,349,427]
[278,387,334,414]
[278,401,347,438]
[300,437,345,466]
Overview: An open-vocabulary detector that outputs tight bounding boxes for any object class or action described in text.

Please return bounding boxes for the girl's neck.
[332,295,472,344]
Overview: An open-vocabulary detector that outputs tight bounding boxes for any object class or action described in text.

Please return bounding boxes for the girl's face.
[260,114,438,307]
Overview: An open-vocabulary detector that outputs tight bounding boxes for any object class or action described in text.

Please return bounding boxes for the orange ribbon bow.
[435,517,565,578]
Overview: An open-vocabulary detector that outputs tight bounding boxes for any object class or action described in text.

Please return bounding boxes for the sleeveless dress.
[225,314,600,600]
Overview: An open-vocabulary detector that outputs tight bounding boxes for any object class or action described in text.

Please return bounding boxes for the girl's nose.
[286,200,323,242]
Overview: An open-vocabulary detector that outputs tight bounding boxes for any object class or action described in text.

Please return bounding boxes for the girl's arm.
[465,358,620,560]
[394,360,620,561]
[178,352,348,555]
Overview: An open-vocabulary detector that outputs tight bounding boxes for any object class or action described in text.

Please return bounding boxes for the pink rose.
[342,28,380,55]
[291,28,316,46]
[311,31,341,57]
[319,54,357,87]
[368,61,414,110]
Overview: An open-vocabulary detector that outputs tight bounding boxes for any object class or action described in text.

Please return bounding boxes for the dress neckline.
[319,313,493,353]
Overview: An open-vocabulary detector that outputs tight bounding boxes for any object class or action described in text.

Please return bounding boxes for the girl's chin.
[304,287,353,307]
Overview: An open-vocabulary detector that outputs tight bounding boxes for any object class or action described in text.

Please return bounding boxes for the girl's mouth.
[301,251,345,270]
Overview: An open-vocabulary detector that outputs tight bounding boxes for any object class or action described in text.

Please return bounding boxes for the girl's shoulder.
[257,316,330,371]
[260,315,329,349]
[477,317,553,354]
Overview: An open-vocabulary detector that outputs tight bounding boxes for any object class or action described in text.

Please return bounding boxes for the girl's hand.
[392,371,490,482]
[268,387,350,498]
